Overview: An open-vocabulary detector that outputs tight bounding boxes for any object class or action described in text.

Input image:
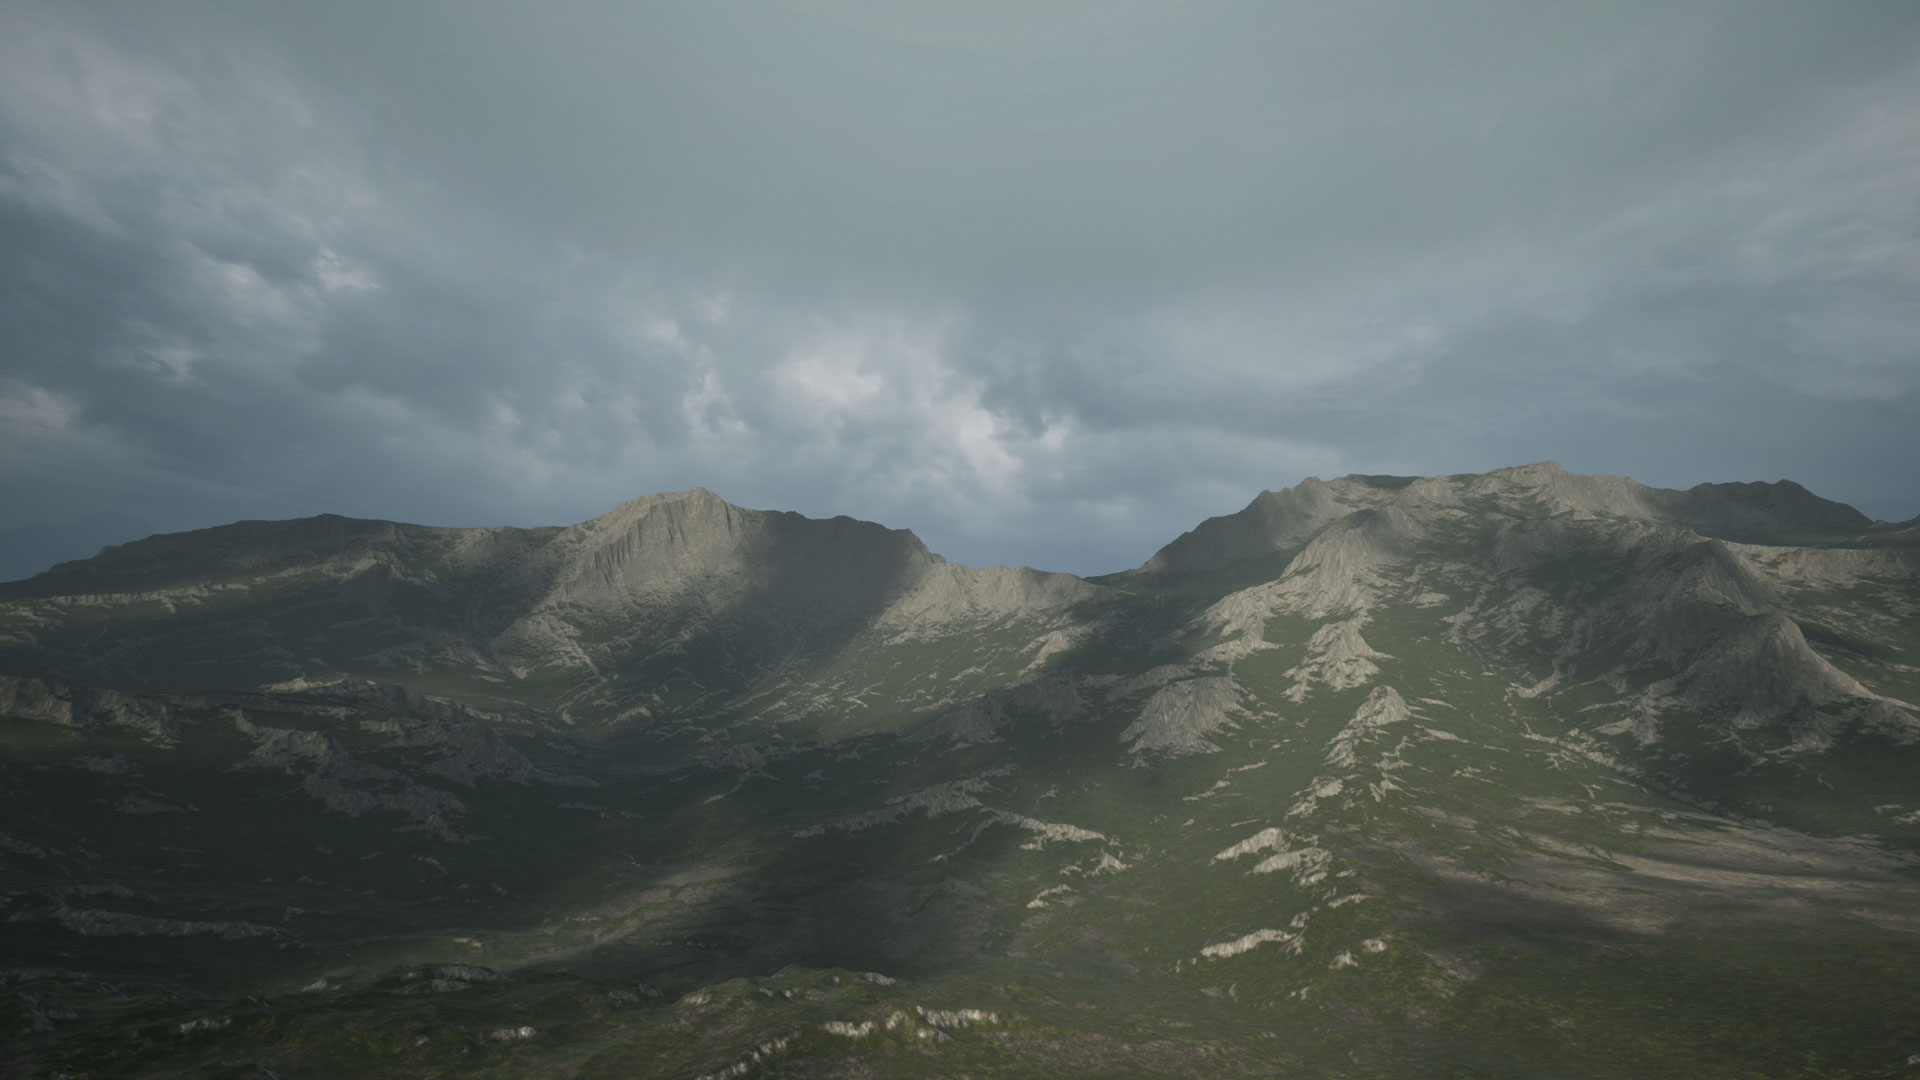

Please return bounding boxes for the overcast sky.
[2,0,1917,578]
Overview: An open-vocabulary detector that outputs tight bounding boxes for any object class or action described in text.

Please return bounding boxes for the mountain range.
[3,462,1918,1078]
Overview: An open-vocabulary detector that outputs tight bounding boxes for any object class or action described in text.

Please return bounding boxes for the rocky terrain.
[2,464,1918,1078]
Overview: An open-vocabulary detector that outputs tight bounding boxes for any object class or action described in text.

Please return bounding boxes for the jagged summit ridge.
[1138,462,1878,577]
[0,468,1908,750]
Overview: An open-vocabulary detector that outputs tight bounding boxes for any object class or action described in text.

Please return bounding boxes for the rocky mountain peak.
[1136,473,1404,576]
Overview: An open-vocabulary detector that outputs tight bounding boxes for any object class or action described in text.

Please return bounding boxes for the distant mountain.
[3,466,1918,1079]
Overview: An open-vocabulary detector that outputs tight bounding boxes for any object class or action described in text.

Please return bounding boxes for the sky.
[2,0,1917,579]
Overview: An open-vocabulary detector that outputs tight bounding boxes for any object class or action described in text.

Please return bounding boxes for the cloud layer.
[3,0,1917,578]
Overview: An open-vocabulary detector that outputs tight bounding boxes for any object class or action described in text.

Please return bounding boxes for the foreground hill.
[3,464,1918,1079]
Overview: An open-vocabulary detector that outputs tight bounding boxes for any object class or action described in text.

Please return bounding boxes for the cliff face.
[532,489,935,618]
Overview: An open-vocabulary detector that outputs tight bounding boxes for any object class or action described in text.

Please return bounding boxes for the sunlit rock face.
[3,465,1918,1078]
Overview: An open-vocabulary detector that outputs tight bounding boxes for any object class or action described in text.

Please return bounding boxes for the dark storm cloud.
[1,0,1917,581]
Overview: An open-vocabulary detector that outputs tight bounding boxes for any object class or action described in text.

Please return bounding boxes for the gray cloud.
[1,0,1917,580]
